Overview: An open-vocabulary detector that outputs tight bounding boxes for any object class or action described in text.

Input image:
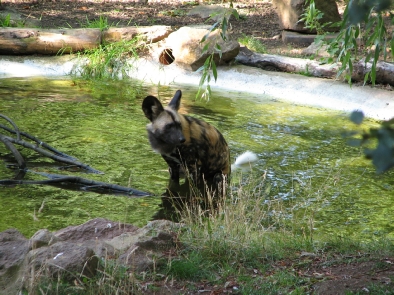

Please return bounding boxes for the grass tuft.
[73,37,145,80]
[0,13,25,27]
[238,34,267,54]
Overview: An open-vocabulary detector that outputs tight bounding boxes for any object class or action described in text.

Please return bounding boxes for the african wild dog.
[142,90,230,191]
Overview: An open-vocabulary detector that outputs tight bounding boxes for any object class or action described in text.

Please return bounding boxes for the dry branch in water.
[0,114,151,197]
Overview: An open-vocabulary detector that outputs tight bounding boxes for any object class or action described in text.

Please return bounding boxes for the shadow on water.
[0,77,393,241]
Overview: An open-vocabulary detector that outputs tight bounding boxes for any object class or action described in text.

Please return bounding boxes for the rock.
[282,30,337,46]
[272,0,341,33]
[0,218,181,293]
[0,229,30,295]
[163,26,240,71]
[26,241,99,281]
[188,5,236,21]
[115,220,181,271]
[30,229,57,249]
[54,217,139,259]
[54,217,139,243]
[302,40,331,57]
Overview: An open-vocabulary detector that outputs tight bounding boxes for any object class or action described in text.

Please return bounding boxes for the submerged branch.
[0,114,21,140]
[0,172,151,197]
[0,114,151,197]
[2,135,103,174]
[0,134,26,170]
[0,123,77,160]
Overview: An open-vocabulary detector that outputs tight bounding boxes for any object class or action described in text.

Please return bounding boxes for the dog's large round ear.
[168,90,182,110]
[142,96,164,122]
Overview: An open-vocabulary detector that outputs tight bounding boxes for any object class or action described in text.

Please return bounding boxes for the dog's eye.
[165,123,175,130]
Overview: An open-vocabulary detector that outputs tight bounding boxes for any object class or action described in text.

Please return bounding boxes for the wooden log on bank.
[102,26,173,44]
[0,28,101,55]
[235,46,394,86]
[0,26,173,55]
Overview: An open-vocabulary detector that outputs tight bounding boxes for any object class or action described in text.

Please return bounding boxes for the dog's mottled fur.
[142,90,230,188]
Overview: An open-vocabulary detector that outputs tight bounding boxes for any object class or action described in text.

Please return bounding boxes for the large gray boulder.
[0,218,181,294]
[25,241,99,282]
[163,26,240,71]
[272,0,341,33]
[114,220,179,271]
[0,229,30,295]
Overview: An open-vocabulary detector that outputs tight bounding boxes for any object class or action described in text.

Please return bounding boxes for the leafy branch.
[348,110,394,173]
[299,0,332,35]
[196,5,239,100]
[327,0,394,85]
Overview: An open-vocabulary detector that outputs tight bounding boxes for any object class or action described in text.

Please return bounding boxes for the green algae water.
[0,77,393,241]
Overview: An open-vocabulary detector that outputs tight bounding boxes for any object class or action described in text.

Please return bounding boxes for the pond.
[0,77,393,241]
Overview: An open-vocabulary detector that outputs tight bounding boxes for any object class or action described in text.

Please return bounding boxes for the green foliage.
[73,38,143,79]
[0,13,25,27]
[238,34,267,54]
[196,5,239,100]
[347,0,393,25]
[82,16,112,30]
[348,110,394,173]
[0,14,11,27]
[167,252,211,280]
[327,0,394,85]
[299,0,331,35]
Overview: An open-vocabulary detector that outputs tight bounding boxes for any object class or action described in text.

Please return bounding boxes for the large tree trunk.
[236,46,394,86]
[0,28,101,55]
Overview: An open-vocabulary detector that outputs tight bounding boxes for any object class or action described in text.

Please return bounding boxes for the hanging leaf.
[350,110,364,125]
[212,60,217,81]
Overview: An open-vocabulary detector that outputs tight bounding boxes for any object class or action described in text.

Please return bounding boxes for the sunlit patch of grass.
[238,34,267,54]
[73,37,145,80]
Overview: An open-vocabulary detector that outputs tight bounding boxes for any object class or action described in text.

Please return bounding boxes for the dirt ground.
[3,0,308,55]
[2,1,394,294]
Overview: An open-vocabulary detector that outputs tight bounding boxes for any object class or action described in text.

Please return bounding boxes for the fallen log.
[235,46,394,86]
[102,26,173,44]
[352,59,394,86]
[0,28,101,55]
[0,26,172,55]
[235,46,339,79]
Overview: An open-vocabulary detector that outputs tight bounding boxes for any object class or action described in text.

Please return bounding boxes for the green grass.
[0,13,25,27]
[238,34,267,54]
[66,16,119,30]
[23,173,394,294]
[73,37,144,79]
[83,16,111,30]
